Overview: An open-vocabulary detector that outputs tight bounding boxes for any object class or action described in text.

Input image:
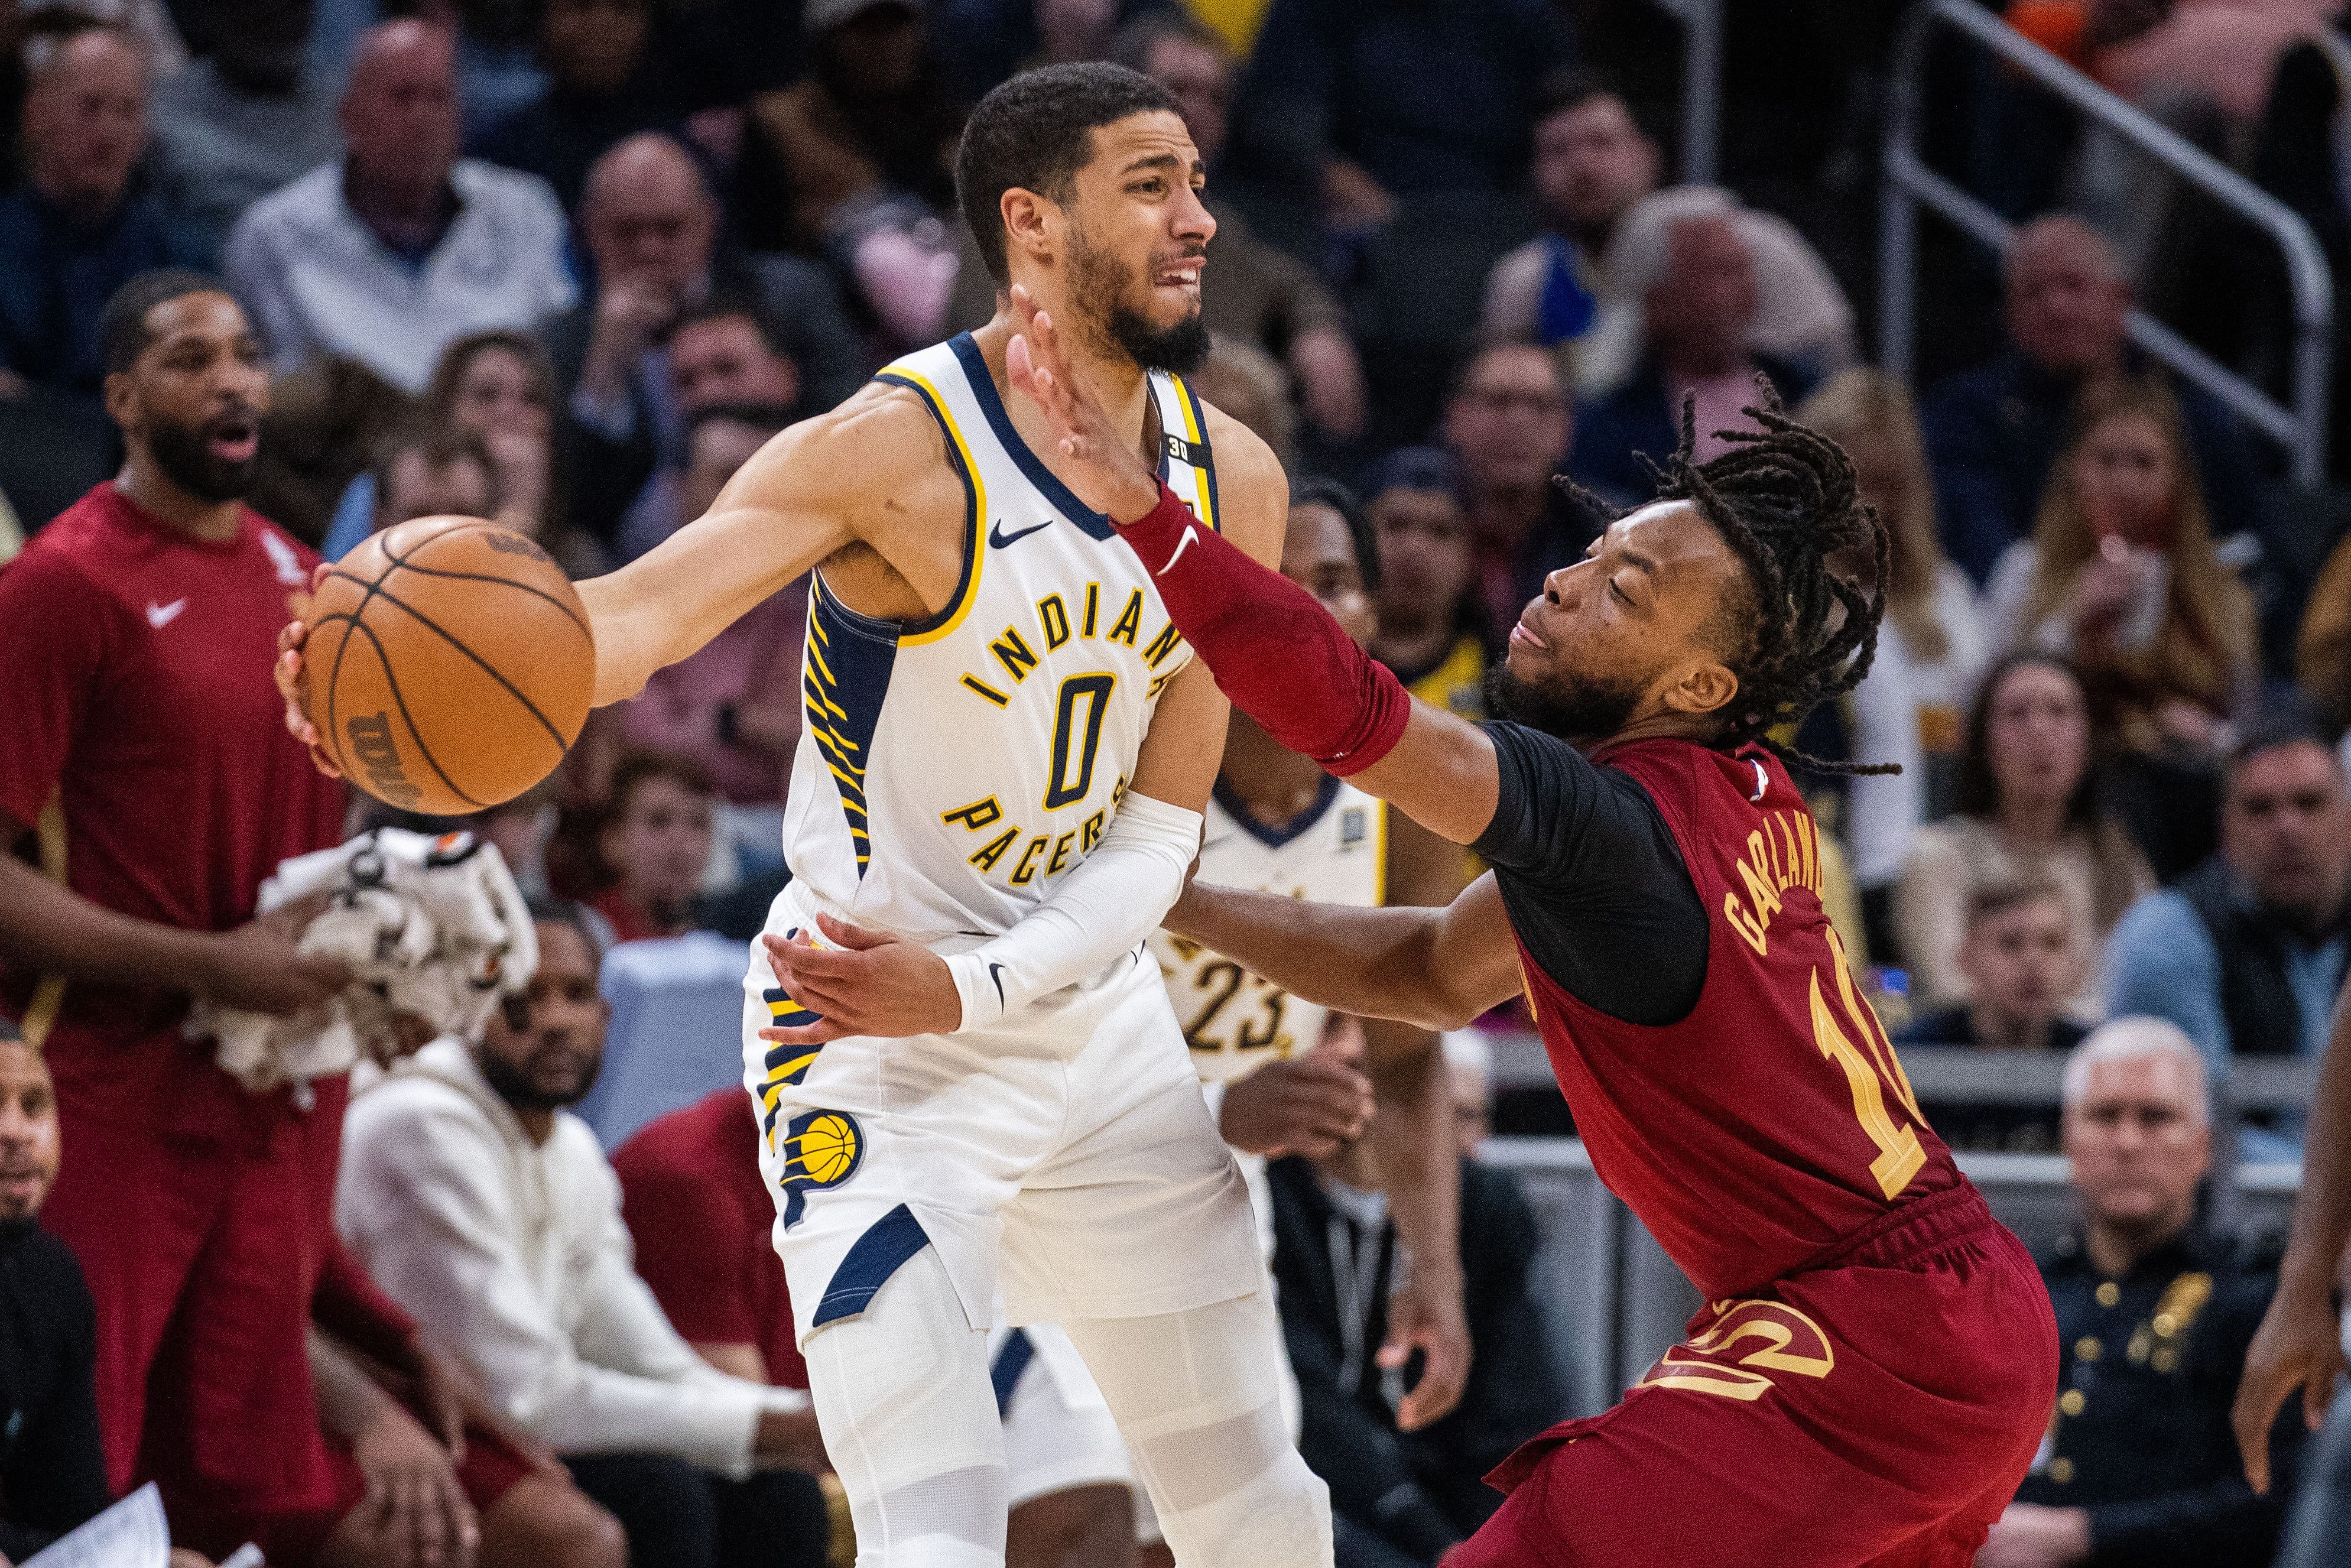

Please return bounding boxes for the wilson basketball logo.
[775,1109,863,1228]
[481,530,554,562]
[344,712,423,809]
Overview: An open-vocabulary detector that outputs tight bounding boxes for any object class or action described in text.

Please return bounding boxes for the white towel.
[189,828,540,1096]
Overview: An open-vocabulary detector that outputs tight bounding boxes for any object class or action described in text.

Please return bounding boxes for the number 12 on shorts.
[1811,927,1927,1200]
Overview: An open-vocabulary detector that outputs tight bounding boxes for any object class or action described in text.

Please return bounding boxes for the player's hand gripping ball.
[296,517,596,816]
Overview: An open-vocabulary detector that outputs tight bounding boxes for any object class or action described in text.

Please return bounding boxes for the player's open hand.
[759,915,962,1043]
[1382,1263,1470,1431]
[1004,284,1162,524]
[276,561,344,780]
[2232,1274,2346,1493]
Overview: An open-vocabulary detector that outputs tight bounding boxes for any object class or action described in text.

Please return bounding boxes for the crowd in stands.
[4,0,2351,1564]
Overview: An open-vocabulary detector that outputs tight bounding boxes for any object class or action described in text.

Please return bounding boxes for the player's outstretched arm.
[1168,872,1523,1034]
[2234,998,2351,1492]
[1004,286,1502,844]
[576,388,958,705]
[276,387,959,759]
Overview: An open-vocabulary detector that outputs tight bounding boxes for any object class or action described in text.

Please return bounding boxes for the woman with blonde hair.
[1797,369,1987,814]
[1985,374,2259,758]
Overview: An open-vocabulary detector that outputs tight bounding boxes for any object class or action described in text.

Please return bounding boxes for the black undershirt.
[1469,722,1710,1026]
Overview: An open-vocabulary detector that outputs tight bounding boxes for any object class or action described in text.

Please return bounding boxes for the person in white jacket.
[338,899,829,1568]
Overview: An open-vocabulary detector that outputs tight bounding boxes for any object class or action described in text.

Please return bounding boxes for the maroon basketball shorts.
[1451,1183,2059,1568]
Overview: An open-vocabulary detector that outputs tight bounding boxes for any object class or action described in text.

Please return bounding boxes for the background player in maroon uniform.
[965,297,2059,1566]
[0,272,617,1568]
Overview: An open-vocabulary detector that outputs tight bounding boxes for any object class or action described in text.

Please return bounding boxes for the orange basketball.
[307,516,596,817]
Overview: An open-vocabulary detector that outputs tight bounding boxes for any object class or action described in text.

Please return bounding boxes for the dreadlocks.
[1564,377,1897,777]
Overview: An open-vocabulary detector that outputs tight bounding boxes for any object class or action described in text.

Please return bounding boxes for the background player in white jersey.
[1135,479,1472,1566]
[282,60,1365,1568]
[1150,480,1469,1358]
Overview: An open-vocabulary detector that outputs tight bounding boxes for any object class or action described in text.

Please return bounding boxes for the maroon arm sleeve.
[1119,486,1411,775]
[313,1233,421,1368]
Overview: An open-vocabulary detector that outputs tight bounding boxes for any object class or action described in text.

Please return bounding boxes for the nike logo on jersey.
[989,517,1053,549]
[988,963,1007,1005]
[1157,525,1198,576]
[146,598,189,628]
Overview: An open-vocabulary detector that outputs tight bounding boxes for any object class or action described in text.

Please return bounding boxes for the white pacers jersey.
[778,333,1220,949]
[1150,778,1387,1086]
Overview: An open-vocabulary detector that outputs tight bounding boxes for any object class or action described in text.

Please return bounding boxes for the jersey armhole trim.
[873,367,984,645]
[1170,374,1220,533]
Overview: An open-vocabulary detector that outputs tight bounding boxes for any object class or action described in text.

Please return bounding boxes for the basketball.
[306,515,596,817]
[794,1113,861,1185]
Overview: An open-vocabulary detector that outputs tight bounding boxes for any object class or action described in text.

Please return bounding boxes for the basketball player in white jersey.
[275,61,1445,1568]
[1150,480,1469,1358]
[1131,480,1470,1565]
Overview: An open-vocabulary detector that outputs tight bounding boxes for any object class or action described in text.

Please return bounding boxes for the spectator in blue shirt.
[1232,0,1573,231]
[1919,215,2277,587]
[0,18,201,403]
[2107,714,2351,1150]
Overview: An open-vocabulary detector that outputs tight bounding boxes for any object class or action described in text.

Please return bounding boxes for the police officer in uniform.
[1980,1020,2305,1568]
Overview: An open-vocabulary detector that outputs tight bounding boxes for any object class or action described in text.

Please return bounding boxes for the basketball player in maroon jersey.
[983,298,2061,1564]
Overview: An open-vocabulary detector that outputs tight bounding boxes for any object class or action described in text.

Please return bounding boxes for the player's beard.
[1486,659,1648,744]
[1068,226,1209,374]
[144,409,258,504]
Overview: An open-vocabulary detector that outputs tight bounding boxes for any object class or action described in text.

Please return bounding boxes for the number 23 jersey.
[1149,777,1386,1085]
[779,334,1219,947]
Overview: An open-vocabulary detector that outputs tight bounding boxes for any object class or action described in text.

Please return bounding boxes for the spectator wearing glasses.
[1440,342,1587,645]
[551,132,860,547]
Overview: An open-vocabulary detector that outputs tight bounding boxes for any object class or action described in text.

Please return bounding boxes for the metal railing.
[1486,1135,2303,1412]
[1879,0,2334,486]
[1649,0,1724,185]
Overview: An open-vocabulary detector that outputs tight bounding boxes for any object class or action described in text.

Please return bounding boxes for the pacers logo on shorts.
[775,1108,863,1229]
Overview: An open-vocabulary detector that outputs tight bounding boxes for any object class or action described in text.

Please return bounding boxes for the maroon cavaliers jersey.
[0,484,347,1133]
[1515,738,1960,1300]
